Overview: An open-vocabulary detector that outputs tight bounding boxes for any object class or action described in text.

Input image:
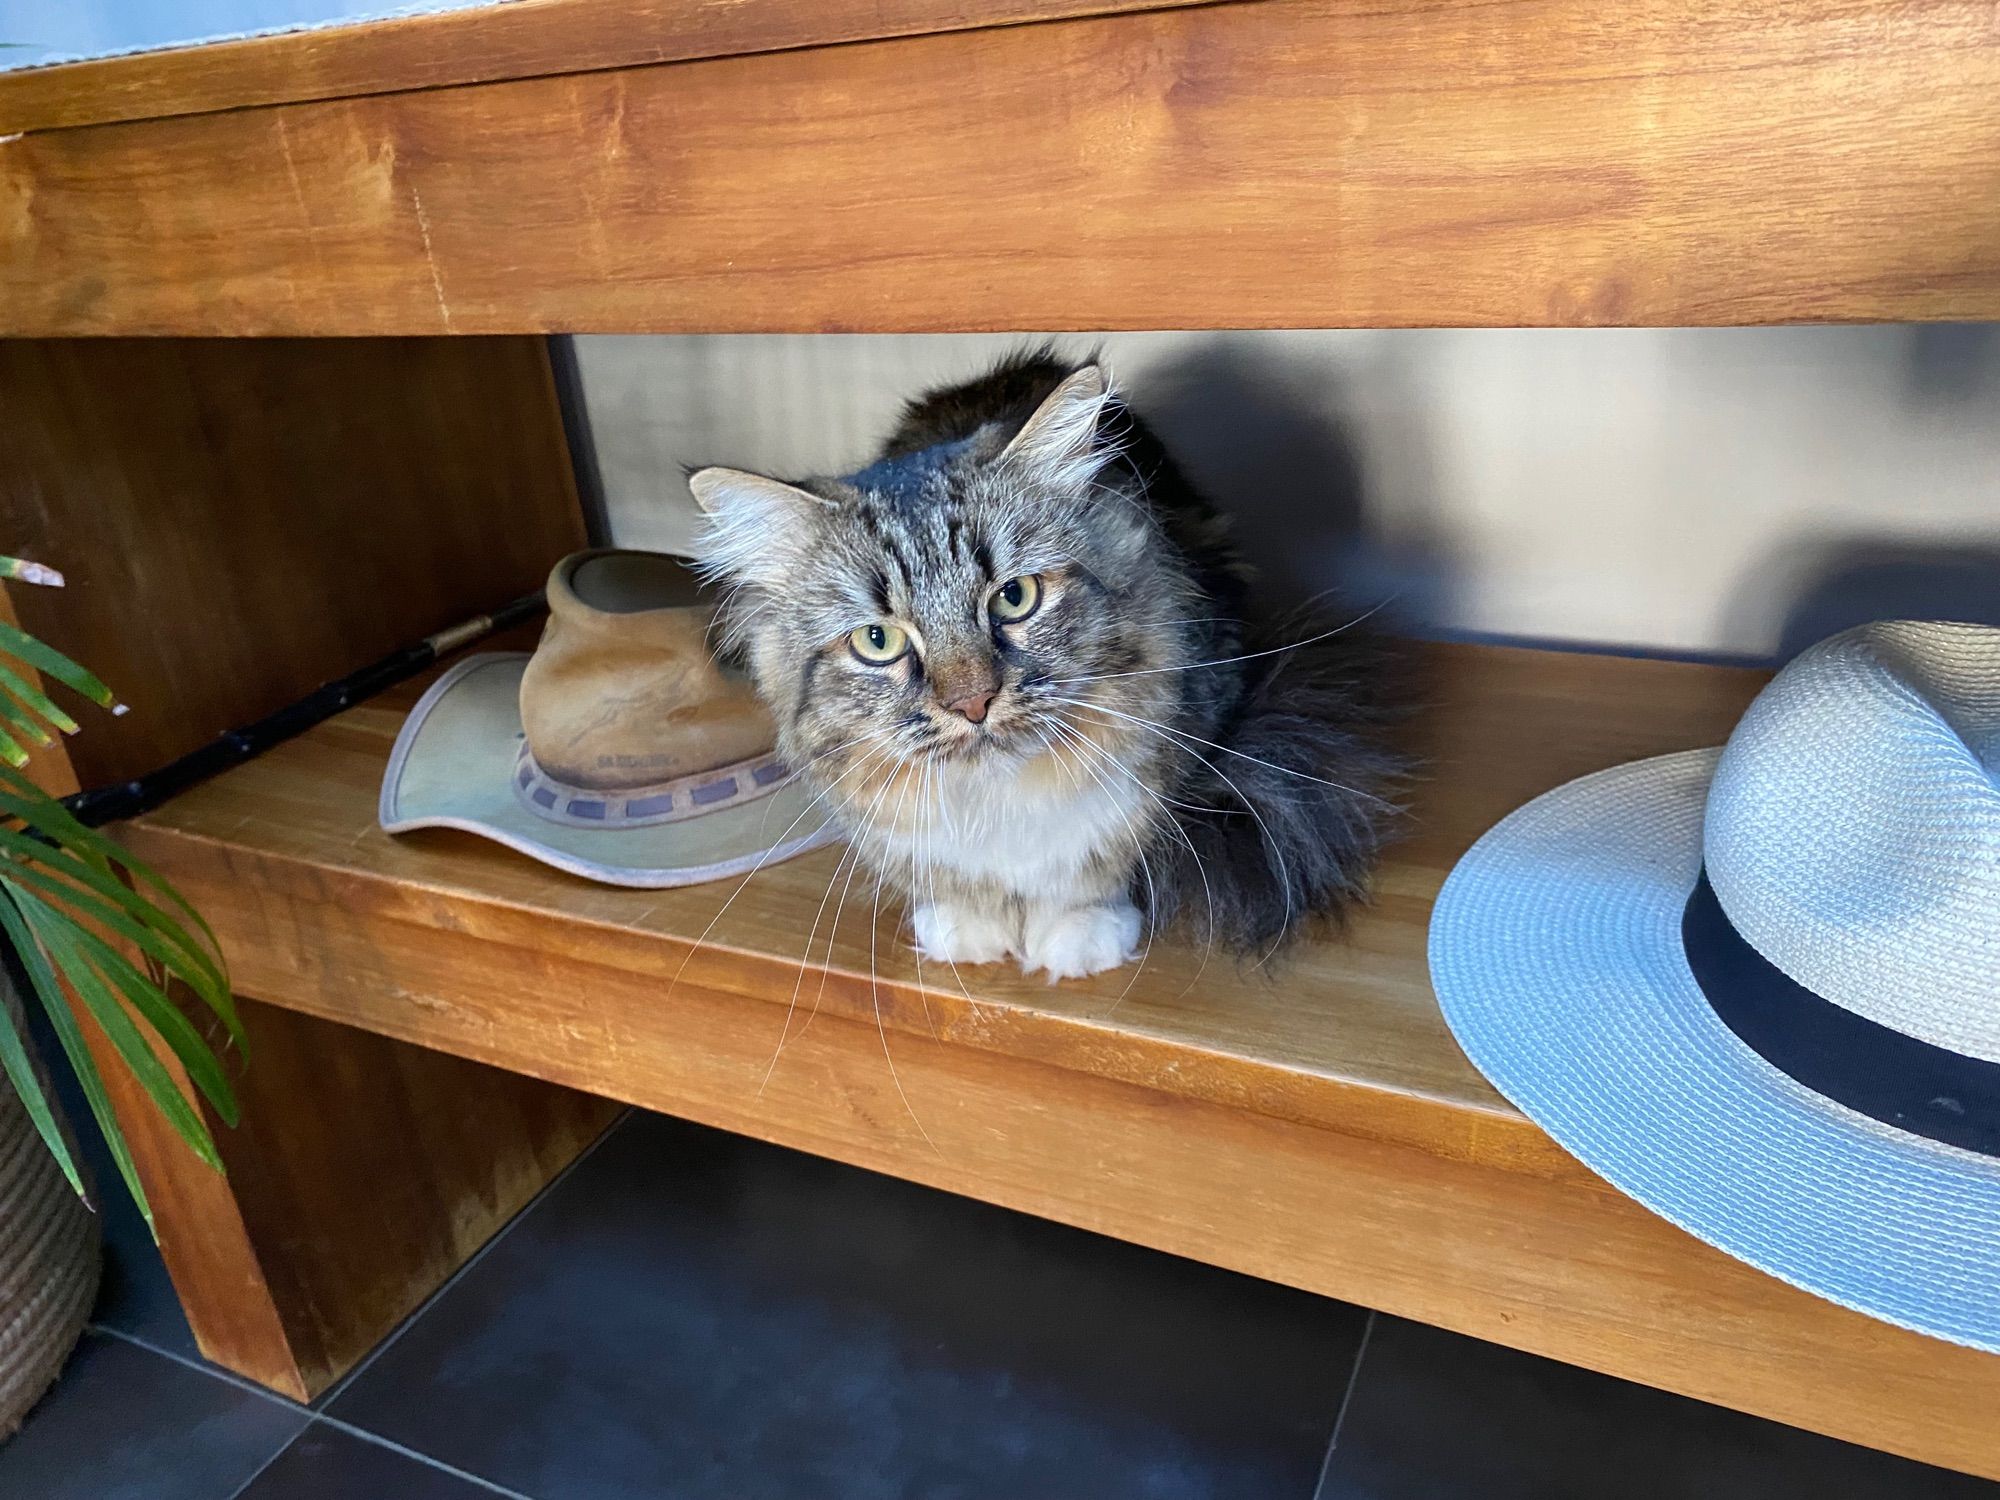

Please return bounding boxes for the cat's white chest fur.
[855,745,1151,979]
[965,754,1137,887]
[869,747,1149,902]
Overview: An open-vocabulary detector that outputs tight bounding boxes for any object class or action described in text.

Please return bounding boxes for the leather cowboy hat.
[380,550,833,886]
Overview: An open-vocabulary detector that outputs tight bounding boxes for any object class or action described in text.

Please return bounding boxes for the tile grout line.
[314,1104,634,1411]
[90,1112,630,1496]
[90,1324,538,1500]
[307,1413,541,1500]
[87,1324,312,1414]
[218,1426,306,1500]
[1312,1309,1376,1499]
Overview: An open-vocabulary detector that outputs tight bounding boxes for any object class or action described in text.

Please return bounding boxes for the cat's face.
[690,368,1190,782]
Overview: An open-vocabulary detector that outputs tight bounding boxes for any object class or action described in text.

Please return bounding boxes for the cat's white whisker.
[754,742,900,1093]
[1059,699,1296,966]
[887,767,939,1040]
[918,758,984,1011]
[1054,696,1399,814]
[758,835,865,1098]
[1041,718,1159,1004]
[800,754,906,1038]
[869,771,943,1158]
[668,732,882,1011]
[1051,593,1396,687]
[1047,714,1220,989]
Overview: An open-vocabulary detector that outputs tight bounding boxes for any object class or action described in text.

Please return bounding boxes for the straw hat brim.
[381,654,836,888]
[1429,747,2000,1352]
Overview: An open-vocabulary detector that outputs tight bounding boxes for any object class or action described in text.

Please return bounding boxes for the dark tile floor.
[1,1106,1992,1500]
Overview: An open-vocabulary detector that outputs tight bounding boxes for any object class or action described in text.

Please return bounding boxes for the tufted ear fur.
[686,466,834,587]
[997,364,1114,492]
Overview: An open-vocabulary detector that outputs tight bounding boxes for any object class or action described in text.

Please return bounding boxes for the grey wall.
[572,329,2000,662]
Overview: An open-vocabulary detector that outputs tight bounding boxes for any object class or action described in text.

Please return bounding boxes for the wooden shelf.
[6,0,1998,334]
[115,638,2000,1477]
[127,641,1759,1179]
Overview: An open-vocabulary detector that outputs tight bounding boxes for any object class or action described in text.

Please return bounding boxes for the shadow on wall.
[1130,335,1462,633]
[1899,324,2000,408]
[1760,539,2000,662]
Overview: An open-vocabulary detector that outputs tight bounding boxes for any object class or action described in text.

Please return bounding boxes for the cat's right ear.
[686,467,833,585]
[998,364,1113,492]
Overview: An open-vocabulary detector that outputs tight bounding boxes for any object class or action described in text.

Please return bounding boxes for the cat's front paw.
[911,903,1016,966]
[1022,901,1142,981]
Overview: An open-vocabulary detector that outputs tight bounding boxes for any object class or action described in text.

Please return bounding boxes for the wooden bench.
[3,0,1998,1478]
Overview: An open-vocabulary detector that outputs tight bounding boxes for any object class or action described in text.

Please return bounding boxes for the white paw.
[1021,901,1142,981]
[911,903,1016,966]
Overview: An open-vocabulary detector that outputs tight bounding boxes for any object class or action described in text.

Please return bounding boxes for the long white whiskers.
[1040,719,1159,1005]
[1053,697,1397,813]
[1060,700,1295,967]
[1052,593,1394,687]
[870,770,941,1156]
[666,732,881,1007]
[1045,714,1219,999]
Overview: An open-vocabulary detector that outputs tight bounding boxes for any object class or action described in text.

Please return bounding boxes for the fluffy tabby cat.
[689,351,1403,979]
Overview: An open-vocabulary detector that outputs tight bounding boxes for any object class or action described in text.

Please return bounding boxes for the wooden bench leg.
[88,994,620,1400]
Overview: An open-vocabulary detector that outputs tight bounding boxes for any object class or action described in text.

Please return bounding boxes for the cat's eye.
[989,574,1043,625]
[848,621,910,665]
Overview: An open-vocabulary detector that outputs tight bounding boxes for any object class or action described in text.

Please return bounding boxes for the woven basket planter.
[0,973,100,1439]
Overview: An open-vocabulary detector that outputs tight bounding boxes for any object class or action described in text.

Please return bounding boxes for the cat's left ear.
[998,364,1113,490]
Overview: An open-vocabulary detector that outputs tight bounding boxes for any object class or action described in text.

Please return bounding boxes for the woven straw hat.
[381,551,833,886]
[1430,620,2000,1350]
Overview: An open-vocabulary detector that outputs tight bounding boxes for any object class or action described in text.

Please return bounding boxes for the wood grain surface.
[0,0,1212,135]
[0,338,585,788]
[79,993,621,1399]
[6,0,1997,335]
[0,334,620,1395]
[120,640,2000,1476]
[130,643,1772,1181]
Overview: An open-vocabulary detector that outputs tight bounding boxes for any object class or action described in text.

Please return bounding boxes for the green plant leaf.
[0,618,117,711]
[0,660,79,737]
[0,808,241,1050]
[0,693,59,750]
[0,964,83,1199]
[0,825,232,1015]
[13,886,221,1173]
[0,832,225,1001]
[66,922,238,1127]
[0,763,231,1001]
[0,802,231,997]
[0,731,27,769]
[0,887,144,1227]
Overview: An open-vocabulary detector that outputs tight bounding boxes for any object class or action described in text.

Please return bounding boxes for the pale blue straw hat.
[1430,620,2000,1351]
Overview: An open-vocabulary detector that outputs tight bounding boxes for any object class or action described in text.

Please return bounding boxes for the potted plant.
[0,555,236,1436]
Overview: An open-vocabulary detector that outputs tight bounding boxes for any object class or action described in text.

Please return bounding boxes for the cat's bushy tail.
[1146,624,1410,954]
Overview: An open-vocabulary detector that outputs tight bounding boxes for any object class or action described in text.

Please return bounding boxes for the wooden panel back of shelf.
[0,338,585,787]
[5,0,1996,335]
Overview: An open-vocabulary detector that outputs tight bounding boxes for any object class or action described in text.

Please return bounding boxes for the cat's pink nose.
[946,689,996,724]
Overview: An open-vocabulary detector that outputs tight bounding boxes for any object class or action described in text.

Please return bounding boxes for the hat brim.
[1429,748,2000,1352]
[381,654,836,888]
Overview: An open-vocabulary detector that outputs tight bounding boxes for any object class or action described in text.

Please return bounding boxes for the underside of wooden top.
[5,0,1997,334]
[122,640,1768,1178]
